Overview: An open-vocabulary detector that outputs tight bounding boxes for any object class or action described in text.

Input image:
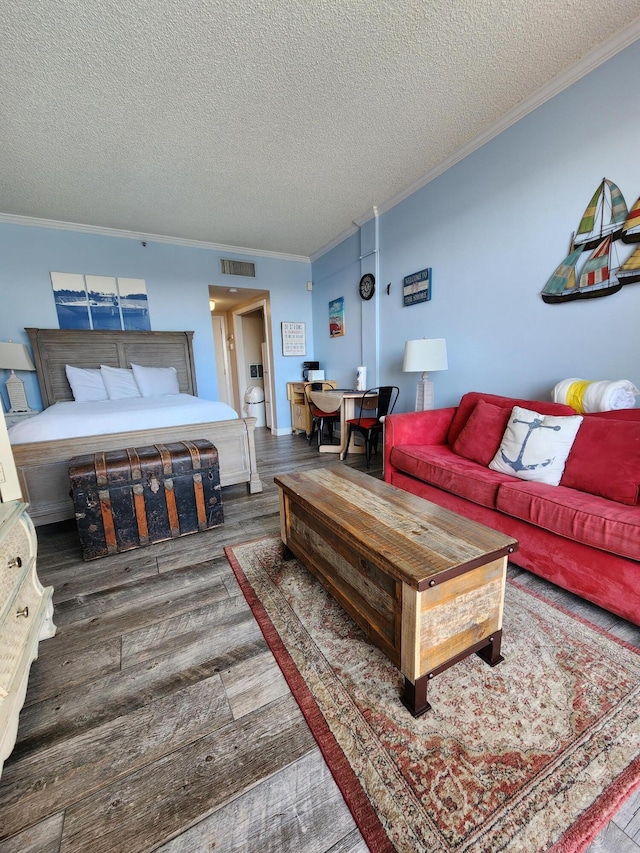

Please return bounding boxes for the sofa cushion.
[561,417,640,505]
[489,406,583,486]
[447,392,576,447]
[389,444,514,508]
[452,400,512,466]
[496,480,640,561]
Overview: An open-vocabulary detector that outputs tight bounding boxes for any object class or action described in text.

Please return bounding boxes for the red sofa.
[384,391,640,626]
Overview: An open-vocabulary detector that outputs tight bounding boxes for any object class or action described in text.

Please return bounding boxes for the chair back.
[304,381,339,413]
[356,386,399,424]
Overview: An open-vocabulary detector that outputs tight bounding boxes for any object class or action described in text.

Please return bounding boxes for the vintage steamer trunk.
[69,440,223,560]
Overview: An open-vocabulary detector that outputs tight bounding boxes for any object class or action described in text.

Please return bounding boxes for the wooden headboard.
[26,328,198,408]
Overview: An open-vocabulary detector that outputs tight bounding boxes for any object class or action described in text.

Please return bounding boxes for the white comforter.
[8,394,239,444]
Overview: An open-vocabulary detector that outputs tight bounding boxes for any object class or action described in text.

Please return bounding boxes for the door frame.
[211,314,233,407]
[232,297,276,431]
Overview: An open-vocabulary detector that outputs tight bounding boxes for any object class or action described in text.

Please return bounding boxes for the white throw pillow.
[131,363,180,397]
[100,364,142,399]
[65,365,109,402]
[489,406,583,486]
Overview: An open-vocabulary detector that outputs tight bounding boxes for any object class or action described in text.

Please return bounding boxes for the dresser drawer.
[0,571,42,696]
[0,513,35,622]
[0,502,55,777]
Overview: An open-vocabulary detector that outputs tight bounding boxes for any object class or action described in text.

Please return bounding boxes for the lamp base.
[6,371,33,414]
[415,374,435,411]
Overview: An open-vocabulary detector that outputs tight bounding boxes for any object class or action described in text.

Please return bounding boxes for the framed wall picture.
[281,321,306,356]
[403,268,432,306]
[50,272,151,330]
[329,297,345,337]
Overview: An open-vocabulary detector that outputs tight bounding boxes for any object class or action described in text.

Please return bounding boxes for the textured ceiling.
[2,1,640,258]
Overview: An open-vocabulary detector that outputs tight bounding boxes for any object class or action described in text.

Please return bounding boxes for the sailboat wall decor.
[540,247,583,303]
[541,177,640,304]
[617,246,640,285]
[573,178,628,250]
[541,238,623,303]
[621,196,640,243]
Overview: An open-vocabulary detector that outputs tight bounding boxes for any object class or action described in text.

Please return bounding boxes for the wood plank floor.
[1,428,639,852]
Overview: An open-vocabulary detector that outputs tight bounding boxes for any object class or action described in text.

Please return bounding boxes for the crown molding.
[311,18,640,262]
[310,205,380,261]
[310,223,360,263]
[0,213,310,264]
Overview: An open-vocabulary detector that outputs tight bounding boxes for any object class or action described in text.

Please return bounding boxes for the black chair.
[344,386,399,467]
[304,382,341,448]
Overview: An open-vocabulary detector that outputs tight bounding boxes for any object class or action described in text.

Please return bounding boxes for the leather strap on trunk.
[156,444,180,536]
[127,447,150,544]
[98,489,118,554]
[182,440,208,529]
[94,452,118,553]
[127,446,143,482]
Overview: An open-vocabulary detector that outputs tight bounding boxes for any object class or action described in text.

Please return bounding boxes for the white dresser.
[0,500,55,776]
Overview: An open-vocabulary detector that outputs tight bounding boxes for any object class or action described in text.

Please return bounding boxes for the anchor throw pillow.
[489,406,583,486]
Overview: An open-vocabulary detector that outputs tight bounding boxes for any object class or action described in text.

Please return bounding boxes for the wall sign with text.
[403,268,432,306]
[281,322,306,356]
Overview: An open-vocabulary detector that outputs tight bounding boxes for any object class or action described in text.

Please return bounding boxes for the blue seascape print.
[51,273,150,331]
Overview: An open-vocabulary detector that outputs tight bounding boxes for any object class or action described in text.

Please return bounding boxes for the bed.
[10,328,263,526]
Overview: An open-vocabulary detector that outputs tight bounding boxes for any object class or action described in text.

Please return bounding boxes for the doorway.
[233,300,275,430]
[209,285,275,431]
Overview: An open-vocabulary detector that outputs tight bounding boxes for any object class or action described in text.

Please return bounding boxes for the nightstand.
[3,411,41,429]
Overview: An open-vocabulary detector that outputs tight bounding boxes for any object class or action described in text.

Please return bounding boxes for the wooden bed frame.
[11,328,263,526]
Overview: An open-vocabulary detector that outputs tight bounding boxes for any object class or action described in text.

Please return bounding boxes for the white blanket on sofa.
[552,378,639,413]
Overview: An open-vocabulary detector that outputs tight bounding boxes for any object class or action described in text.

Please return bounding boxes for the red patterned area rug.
[225,536,640,853]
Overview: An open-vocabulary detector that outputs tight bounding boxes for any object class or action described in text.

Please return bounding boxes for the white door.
[261,340,273,429]
[212,315,232,407]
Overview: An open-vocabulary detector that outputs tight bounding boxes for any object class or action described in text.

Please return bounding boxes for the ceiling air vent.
[220,259,256,277]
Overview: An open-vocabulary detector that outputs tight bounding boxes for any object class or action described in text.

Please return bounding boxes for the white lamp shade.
[403,338,448,373]
[0,342,36,372]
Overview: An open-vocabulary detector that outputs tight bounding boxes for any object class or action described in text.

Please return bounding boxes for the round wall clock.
[359,273,375,300]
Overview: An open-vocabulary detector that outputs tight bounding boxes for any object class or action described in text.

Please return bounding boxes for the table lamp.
[0,341,36,413]
[403,338,448,411]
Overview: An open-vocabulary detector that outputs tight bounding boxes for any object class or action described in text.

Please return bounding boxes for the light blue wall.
[311,231,362,388]
[0,224,312,426]
[312,40,640,412]
[4,41,639,429]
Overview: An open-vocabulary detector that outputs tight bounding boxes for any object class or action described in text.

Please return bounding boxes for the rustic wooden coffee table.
[275,466,518,716]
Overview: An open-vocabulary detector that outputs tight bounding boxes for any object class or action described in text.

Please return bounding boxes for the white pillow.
[65,365,109,402]
[131,363,180,397]
[100,364,142,399]
[489,406,583,486]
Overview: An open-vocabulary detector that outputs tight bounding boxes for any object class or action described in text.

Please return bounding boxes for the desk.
[310,390,377,460]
